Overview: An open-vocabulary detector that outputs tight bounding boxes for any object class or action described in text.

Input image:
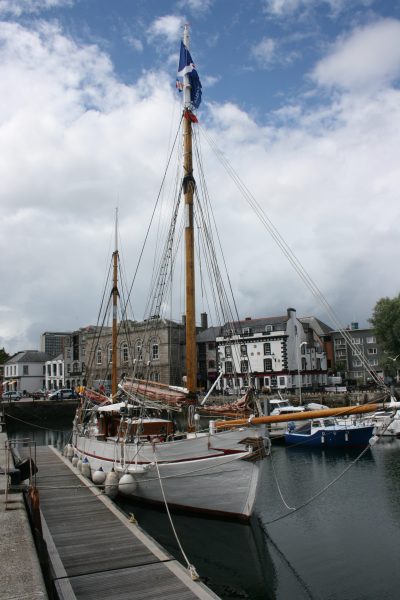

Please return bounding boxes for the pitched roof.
[7,350,51,364]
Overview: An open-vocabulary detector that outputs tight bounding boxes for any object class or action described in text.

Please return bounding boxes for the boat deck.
[29,445,219,600]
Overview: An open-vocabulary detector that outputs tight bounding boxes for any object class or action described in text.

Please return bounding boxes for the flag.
[177,41,202,109]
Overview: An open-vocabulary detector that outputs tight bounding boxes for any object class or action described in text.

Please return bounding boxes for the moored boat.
[284,417,375,448]
[72,25,269,521]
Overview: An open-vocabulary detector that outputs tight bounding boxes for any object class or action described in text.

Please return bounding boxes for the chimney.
[245,317,252,321]
[351,322,359,330]
[201,312,208,330]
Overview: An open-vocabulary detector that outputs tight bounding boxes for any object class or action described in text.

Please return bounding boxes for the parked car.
[48,388,77,400]
[2,390,23,401]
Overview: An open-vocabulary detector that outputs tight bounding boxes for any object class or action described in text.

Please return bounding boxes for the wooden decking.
[30,446,219,600]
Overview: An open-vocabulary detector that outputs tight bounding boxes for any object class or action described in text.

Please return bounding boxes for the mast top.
[114,207,118,253]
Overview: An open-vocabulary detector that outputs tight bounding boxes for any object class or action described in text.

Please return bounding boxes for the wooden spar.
[111,209,118,400]
[182,25,197,395]
[215,403,387,429]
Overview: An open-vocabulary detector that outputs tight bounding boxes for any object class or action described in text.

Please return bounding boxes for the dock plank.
[24,446,218,600]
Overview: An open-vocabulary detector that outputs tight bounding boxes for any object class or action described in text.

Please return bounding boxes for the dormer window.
[265,325,273,332]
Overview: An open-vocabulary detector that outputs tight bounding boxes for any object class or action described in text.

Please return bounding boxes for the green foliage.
[0,347,10,364]
[369,294,400,357]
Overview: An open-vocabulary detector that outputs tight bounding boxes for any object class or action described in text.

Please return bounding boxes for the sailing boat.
[71,26,269,521]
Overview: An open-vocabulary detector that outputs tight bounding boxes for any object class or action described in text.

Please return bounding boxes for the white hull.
[72,426,267,520]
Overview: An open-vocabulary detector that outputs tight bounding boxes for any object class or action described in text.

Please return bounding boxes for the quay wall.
[0,427,48,600]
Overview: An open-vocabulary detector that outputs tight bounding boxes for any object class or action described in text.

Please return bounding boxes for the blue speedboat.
[285,418,375,448]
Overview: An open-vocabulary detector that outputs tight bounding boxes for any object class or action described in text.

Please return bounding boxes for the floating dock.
[27,445,219,599]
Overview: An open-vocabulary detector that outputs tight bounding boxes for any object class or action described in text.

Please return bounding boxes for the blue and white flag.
[177,41,202,109]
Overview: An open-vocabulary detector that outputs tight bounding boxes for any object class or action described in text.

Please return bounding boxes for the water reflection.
[5,417,71,450]
[117,499,277,600]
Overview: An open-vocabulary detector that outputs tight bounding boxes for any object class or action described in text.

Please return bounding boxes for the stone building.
[82,318,186,388]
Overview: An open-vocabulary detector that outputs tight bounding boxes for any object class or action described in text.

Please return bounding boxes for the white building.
[217,308,329,392]
[44,354,65,390]
[3,351,50,394]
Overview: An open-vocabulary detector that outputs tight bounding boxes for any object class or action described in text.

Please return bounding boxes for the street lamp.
[297,342,307,405]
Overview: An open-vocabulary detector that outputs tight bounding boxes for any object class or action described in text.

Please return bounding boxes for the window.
[264,358,273,371]
[366,336,376,344]
[353,359,362,367]
[121,343,129,363]
[22,365,28,375]
[151,372,160,382]
[208,360,215,369]
[73,362,79,373]
[243,327,252,335]
[81,345,86,357]
[241,360,249,373]
[208,342,215,350]
[107,344,112,364]
[151,340,159,360]
[225,361,233,374]
[264,343,271,355]
[58,363,63,376]
[265,325,273,332]
[335,338,345,347]
[279,377,285,386]
[53,364,57,376]
[47,364,51,375]
[136,341,143,361]
[225,345,232,357]
[316,358,321,370]
[369,358,378,366]
[352,338,362,345]
[367,348,377,355]
[240,344,247,356]
[96,349,102,365]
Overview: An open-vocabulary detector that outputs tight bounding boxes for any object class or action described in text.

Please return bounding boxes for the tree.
[369,294,400,358]
[0,347,10,364]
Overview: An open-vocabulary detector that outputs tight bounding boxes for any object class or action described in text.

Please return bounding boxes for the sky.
[1,0,400,354]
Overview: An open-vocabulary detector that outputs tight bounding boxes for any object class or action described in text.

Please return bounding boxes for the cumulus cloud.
[1,14,400,354]
[263,0,374,17]
[312,18,400,90]
[251,37,277,67]
[0,0,73,17]
[177,0,213,14]
[147,15,183,44]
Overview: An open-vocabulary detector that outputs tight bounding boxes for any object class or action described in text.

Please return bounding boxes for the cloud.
[251,37,277,67]
[312,18,400,90]
[0,0,73,17]
[125,36,143,52]
[262,0,373,18]
[1,14,400,356]
[147,15,183,44]
[177,0,213,15]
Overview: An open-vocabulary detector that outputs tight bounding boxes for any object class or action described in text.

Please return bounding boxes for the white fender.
[105,469,119,498]
[92,467,106,485]
[81,457,91,479]
[118,473,136,496]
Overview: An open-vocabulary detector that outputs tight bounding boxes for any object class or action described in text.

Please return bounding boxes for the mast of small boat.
[111,208,118,401]
[182,24,197,396]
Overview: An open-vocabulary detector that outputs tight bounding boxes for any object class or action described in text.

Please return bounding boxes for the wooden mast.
[182,25,197,395]
[111,208,119,400]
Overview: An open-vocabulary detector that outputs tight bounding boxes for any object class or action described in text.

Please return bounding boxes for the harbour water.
[6,415,400,600]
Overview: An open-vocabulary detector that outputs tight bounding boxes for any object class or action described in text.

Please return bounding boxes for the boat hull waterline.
[73,426,267,520]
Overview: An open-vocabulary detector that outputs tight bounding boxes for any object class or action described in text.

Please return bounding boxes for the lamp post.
[297,341,307,405]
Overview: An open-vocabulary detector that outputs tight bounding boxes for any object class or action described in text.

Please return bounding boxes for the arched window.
[121,342,129,363]
[136,340,143,361]
[96,348,102,365]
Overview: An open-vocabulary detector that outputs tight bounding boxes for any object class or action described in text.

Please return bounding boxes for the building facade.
[331,323,383,384]
[216,308,329,392]
[44,354,65,390]
[3,351,50,393]
[40,332,71,359]
[82,318,185,388]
